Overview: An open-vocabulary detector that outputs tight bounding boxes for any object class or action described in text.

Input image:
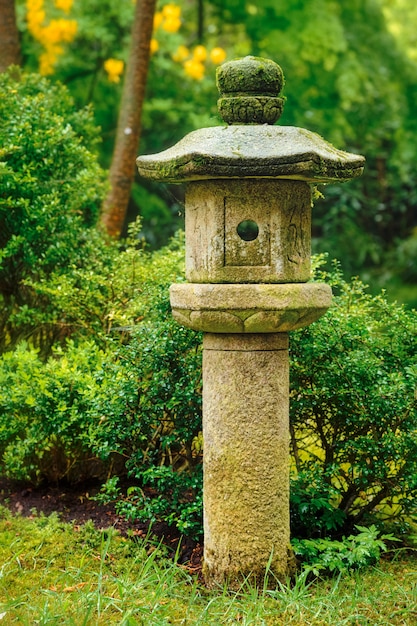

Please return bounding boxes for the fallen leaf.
[62,582,89,593]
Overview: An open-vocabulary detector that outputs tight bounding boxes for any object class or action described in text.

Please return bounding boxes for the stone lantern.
[137,56,365,587]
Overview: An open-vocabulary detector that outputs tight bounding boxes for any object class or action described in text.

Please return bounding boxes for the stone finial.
[217,56,285,125]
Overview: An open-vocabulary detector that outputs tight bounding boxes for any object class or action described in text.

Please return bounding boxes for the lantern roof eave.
[136,124,365,184]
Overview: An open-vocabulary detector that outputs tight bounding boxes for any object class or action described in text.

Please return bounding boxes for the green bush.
[0,235,203,539]
[0,68,108,355]
[90,308,203,539]
[0,340,105,483]
[292,525,398,576]
[21,220,184,351]
[290,258,417,538]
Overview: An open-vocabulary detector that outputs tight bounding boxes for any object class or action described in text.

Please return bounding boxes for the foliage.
[290,471,347,538]
[0,229,203,537]
[12,220,185,356]
[95,468,203,540]
[90,306,203,539]
[0,64,185,356]
[0,67,108,354]
[290,257,417,538]
[292,525,398,577]
[0,340,105,483]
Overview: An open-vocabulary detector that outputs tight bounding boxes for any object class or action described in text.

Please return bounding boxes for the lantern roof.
[136,56,365,184]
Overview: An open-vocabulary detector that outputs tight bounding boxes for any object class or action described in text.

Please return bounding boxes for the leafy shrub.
[0,233,203,537]
[290,258,417,538]
[90,308,203,539]
[93,318,202,473]
[0,67,108,355]
[292,525,397,576]
[0,340,106,483]
[290,470,347,537]
[95,469,203,541]
[22,221,186,350]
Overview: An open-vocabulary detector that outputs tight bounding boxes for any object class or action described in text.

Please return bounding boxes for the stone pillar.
[202,333,290,586]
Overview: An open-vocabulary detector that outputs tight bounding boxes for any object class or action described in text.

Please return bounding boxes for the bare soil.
[0,477,203,574]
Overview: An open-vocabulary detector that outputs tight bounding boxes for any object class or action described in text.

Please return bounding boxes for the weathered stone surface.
[185,179,311,284]
[136,124,365,183]
[136,55,365,590]
[217,56,284,97]
[203,332,288,351]
[170,282,332,332]
[202,332,290,587]
[217,56,285,125]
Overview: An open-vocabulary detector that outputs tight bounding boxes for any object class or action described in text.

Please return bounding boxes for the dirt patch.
[0,477,202,573]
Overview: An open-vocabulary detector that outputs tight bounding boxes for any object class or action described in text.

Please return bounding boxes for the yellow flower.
[26,0,45,35]
[54,0,73,13]
[26,0,78,74]
[153,11,163,30]
[172,44,189,62]
[104,58,124,83]
[184,59,205,80]
[42,19,77,44]
[39,48,60,75]
[27,0,43,9]
[39,56,54,75]
[162,3,181,19]
[192,45,207,62]
[27,17,45,39]
[161,16,181,33]
[26,0,44,14]
[150,38,159,54]
[210,47,227,65]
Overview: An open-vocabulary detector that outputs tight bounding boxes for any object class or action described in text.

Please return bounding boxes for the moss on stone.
[202,339,291,588]
[216,56,284,97]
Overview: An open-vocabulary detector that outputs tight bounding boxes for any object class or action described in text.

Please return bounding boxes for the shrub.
[0,340,106,483]
[22,220,185,351]
[290,258,417,538]
[0,235,203,540]
[292,525,398,576]
[0,67,108,355]
[90,310,203,539]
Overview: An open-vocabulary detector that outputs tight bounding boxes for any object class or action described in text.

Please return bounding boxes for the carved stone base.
[170,282,332,333]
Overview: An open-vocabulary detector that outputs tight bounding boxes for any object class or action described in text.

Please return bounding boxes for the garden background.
[1,0,417,581]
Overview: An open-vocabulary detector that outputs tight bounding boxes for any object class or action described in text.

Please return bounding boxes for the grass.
[0,507,417,625]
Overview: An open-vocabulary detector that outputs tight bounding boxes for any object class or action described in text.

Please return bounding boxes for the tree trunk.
[197,0,204,43]
[0,0,21,72]
[100,0,157,237]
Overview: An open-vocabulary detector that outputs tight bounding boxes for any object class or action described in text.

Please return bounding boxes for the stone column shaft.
[202,333,290,587]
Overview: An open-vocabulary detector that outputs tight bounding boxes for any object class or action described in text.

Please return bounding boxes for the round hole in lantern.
[237,220,259,241]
